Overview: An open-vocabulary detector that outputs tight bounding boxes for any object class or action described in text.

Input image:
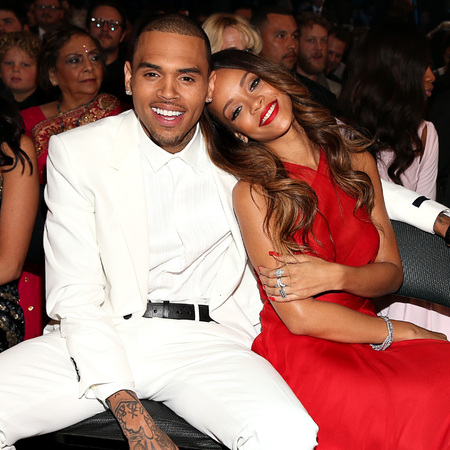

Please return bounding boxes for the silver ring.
[279,287,287,298]
[274,269,284,277]
[276,278,286,288]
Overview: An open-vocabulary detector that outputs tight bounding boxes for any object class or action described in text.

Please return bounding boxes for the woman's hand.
[392,320,448,342]
[258,252,341,302]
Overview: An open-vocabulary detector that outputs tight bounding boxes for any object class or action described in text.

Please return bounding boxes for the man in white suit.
[0,13,318,450]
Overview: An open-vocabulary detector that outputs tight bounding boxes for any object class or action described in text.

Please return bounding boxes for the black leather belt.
[143,301,212,322]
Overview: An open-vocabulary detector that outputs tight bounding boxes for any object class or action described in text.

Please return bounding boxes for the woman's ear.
[207,71,216,104]
[48,69,58,87]
[234,132,249,144]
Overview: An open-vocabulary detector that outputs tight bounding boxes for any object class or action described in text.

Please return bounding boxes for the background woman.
[0,101,39,352]
[337,24,438,200]
[203,49,450,449]
[21,25,125,184]
[338,24,450,336]
[202,12,262,54]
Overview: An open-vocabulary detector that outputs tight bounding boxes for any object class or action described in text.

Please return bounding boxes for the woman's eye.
[231,106,242,121]
[250,77,260,91]
[68,57,81,64]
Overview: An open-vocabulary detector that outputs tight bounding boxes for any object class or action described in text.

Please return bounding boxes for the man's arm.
[381,179,450,243]
[107,390,178,450]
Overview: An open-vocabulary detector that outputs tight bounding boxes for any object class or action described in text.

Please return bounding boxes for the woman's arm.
[0,136,39,284]
[233,156,445,343]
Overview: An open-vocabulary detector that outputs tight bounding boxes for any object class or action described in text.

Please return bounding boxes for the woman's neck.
[266,121,320,170]
[58,94,97,114]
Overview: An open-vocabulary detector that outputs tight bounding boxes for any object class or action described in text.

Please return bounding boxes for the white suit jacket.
[44,110,262,397]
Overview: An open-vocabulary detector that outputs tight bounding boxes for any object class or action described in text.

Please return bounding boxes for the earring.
[125,90,132,96]
[51,80,57,86]
[207,97,212,103]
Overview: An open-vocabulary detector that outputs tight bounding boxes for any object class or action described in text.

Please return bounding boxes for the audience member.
[338,24,450,335]
[202,12,262,54]
[325,25,349,84]
[86,0,128,100]
[0,101,39,353]
[295,12,338,106]
[30,0,65,39]
[0,14,318,450]
[339,24,438,199]
[0,31,52,110]
[21,25,124,184]
[0,0,29,32]
[251,6,299,71]
[204,48,450,450]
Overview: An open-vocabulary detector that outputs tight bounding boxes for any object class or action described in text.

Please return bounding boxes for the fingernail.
[269,251,280,257]
[257,266,262,272]
[268,297,276,301]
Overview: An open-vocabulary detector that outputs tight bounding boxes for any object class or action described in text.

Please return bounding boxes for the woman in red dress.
[202,49,450,449]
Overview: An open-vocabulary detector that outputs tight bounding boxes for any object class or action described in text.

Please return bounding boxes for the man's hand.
[433,211,450,246]
[107,390,179,450]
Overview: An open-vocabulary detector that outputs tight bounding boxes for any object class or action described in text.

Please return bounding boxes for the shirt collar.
[138,122,207,173]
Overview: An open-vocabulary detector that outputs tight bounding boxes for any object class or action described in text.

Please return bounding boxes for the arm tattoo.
[107,390,176,449]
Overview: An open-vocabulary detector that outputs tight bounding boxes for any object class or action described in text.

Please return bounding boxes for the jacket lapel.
[103,111,149,302]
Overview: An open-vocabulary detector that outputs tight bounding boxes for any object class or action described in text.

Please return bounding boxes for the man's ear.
[234,132,248,144]
[124,61,132,94]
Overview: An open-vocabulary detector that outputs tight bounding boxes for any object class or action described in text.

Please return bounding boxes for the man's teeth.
[152,107,183,117]
[261,102,276,125]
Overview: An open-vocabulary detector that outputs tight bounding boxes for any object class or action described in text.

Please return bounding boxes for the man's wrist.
[433,209,450,245]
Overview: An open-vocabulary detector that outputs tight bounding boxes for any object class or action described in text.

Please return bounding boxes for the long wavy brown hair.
[201,49,374,256]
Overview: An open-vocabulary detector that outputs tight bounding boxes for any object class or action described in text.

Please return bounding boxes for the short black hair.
[129,13,211,70]
[251,6,294,32]
[0,0,28,27]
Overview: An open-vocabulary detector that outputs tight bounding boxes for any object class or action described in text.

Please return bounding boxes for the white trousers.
[0,317,318,450]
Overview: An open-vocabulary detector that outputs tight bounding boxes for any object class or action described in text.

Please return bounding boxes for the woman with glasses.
[20,25,126,184]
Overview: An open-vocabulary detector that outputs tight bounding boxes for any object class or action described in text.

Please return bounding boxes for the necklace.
[57,99,95,132]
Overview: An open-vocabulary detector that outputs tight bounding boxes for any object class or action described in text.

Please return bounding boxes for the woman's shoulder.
[233,180,266,210]
[349,149,377,174]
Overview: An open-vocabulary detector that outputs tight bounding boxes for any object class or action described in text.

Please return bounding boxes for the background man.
[295,12,337,108]
[86,0,127,100]
[251,7,299,71]
[31,0,64,38]
[0,13,318,450]
[0,0,29,32]
[326,25,350,84]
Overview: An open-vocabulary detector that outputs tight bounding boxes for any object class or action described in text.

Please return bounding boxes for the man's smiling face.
[125,30,213,154]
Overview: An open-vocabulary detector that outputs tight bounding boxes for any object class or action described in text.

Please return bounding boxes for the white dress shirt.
[138,123,232,305]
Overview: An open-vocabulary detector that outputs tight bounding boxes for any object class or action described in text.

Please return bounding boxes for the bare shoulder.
[233,180,266,214]
[349,149,379,180]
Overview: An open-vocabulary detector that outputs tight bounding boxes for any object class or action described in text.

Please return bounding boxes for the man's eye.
[231,106,242,121]
[276,33,286,39]
[181,76,194,82]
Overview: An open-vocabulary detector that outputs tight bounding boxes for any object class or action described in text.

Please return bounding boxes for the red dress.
[252,153,450,450]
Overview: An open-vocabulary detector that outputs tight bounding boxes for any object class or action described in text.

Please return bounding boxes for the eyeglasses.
[35,4,61,11]
[90,17,122,32]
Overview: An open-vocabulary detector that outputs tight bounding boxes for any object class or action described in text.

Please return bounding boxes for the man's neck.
[105,48,120,66]
[295,66,318,82]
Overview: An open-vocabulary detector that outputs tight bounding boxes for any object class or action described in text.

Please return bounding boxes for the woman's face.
[423,66,435,98]
[50,34,103,103]
[220,27,245,51]
[209,68,294,144]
